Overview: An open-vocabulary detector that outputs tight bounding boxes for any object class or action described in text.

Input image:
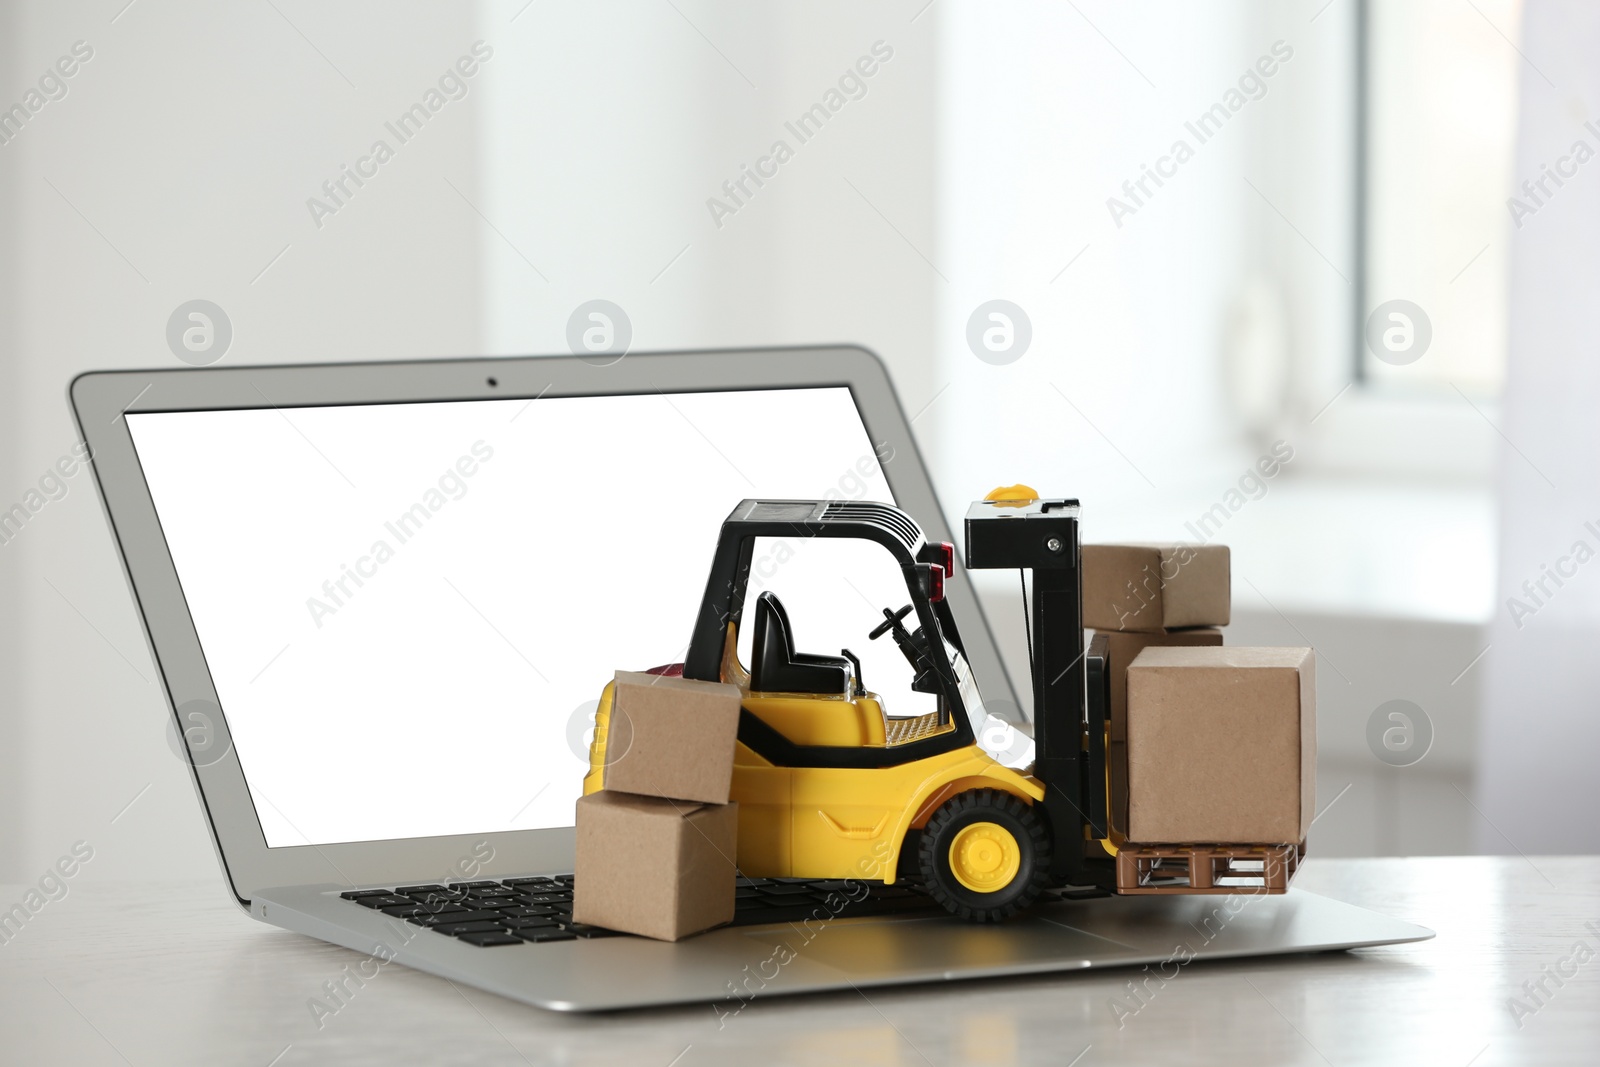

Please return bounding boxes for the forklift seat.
[749,591,852,695]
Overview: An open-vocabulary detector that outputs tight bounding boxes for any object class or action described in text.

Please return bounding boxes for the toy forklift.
[584,490,1302,922]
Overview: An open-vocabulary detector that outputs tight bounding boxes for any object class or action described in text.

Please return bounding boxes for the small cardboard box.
[1126,646,1315,845]
[602,671,742,805]
[1082,543,1230,632]
[1098,627,1224,836]
[572,791,738,941]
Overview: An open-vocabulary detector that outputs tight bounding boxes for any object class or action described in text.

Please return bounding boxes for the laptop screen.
[125,386,920,847]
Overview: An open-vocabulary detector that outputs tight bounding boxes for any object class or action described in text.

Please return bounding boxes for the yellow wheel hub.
[947,821,1021,893]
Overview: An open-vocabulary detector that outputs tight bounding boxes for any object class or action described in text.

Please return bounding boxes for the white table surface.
[2,856,1596,1066]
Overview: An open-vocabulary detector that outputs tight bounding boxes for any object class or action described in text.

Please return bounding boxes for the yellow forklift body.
[582,679,1044,884]
[739,693,888,748]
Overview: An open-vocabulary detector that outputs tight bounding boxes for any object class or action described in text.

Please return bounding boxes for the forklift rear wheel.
[918,789,1051,922]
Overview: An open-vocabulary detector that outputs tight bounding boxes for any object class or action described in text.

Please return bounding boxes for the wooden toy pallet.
[1115,843,1301,895]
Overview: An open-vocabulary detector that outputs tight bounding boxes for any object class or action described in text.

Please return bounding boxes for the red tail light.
[935,540,955,577]
[928,563,946,602]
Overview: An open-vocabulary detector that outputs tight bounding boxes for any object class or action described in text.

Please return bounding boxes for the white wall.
[478,1,940,405]
[0,1,21,882]
[934,2,1260,514]
[1478,0,1600,854]
[0,1,485,883]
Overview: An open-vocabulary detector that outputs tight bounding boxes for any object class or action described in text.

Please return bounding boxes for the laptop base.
[254,881,1433,1012]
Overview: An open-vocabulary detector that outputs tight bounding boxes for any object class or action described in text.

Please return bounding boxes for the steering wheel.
[868,603,944,709]
[869,604,913,642]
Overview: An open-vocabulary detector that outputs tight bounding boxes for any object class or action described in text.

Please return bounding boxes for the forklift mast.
[965,497,1114,888]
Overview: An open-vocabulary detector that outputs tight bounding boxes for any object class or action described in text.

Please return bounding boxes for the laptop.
[69,345,1432,1011]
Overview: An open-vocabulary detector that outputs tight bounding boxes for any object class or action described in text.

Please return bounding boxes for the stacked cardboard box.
[1125,646,1315,845]
[572,671,742,941]
[1082,543,1231,634]
[1082,543,1232,836]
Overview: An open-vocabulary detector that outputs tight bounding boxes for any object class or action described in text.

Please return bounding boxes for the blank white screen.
[126,387,893,846]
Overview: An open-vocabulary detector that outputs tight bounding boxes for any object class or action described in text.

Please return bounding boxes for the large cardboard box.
[602,671,742,805]
[1082,543,1230,632]
[572,791,738,941]
[1125,646,1314,845]
[1099,627,1224,837]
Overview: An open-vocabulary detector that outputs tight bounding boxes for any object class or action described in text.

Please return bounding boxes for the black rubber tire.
[918,789,1051,922]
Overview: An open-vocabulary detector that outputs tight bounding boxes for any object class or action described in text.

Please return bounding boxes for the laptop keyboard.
[338,875,944,947]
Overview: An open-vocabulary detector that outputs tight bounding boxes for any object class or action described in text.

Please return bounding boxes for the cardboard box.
[602,671,742,805]
[1082,543,1230,632]
[1100,628,1225,744]
[1125,646,1314,845]
[572,791,738,941]
[1098,627,1224,836]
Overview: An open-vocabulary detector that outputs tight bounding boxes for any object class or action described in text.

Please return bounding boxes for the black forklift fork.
[965,498,1117,890]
